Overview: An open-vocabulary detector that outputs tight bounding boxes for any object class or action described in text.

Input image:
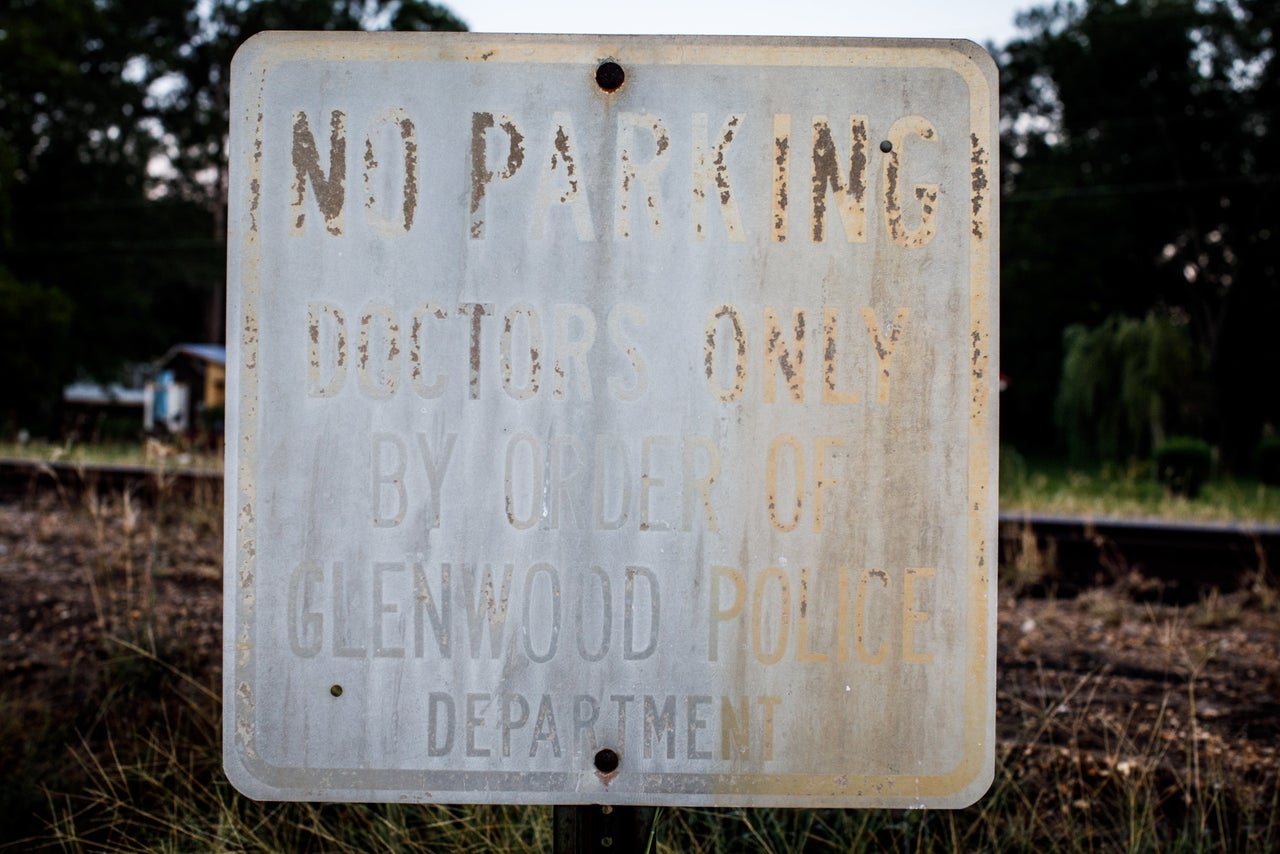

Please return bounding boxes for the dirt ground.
[0,490,224,694]
[1,488,1278,824]
[995,585,1280,787]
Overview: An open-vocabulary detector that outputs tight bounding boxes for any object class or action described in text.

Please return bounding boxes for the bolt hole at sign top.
[596,61,625,92]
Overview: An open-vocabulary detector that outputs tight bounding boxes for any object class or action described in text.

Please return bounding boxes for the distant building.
[144,344,226,435]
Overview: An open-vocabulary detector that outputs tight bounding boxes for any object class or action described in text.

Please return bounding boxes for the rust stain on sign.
[772,119,790,242]
[810,116,868,243]
[552,125,577,201]
[703,304,749,401]
[969,132,989,239]
[401,118,418,230]
[470,112,526,239]
[291,111,346,235]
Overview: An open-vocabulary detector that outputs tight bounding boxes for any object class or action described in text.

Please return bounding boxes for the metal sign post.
[554,804,658,854]
[224,31,998,811]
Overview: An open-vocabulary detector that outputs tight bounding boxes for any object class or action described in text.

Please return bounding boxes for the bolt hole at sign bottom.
[330,685,343,697]
[594,748,620,774]
[596,61,624,92]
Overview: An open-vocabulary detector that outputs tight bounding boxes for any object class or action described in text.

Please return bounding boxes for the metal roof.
[161,343,227,367]
[62,382,147,406]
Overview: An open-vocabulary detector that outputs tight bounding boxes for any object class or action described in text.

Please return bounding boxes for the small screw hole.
[596,61,625,92]
[330,684,343,697]
[594,748,620,774]
[879,140,894,153]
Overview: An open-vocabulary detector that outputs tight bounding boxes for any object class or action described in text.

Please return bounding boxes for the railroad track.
[0,456,221,502]
[999,511,1279,601]
[3,457,1275,600]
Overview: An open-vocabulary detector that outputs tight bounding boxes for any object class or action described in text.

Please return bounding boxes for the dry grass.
[0,461,1277,851]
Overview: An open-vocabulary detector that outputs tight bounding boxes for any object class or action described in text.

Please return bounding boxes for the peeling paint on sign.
[224,31,999,809]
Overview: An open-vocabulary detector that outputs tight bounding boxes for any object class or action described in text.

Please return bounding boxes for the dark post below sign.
[224,31,999,811]
[554,804,658,853]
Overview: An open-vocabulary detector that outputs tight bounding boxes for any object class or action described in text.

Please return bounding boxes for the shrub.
[1056,312,1205,464]
[198,404,224,436]
[1154,437,1212,498]
[1255,436,1280,487]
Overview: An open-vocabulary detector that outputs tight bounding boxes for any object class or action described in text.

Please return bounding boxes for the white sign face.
[224,32,998,808]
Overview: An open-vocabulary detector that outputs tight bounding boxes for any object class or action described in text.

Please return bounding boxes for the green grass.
[0,439,223,472]
[1000,447,1280,524]
[8,440,1280,523]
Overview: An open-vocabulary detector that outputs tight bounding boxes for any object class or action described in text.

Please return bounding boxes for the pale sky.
[442,0,1034,48]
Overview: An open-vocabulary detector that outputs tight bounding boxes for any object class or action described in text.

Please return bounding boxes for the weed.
[1001,521,1059,593]
[1081,588,1126,628]
[1193,589,1243,629]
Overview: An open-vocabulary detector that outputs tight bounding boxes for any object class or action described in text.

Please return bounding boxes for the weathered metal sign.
[224,32,998,808]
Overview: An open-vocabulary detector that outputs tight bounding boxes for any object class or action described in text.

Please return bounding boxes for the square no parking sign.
[224,31,998,807]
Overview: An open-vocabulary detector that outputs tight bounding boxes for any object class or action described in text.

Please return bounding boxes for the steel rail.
[4,457,1275,600]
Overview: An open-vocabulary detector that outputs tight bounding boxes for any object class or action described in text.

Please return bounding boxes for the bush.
[1154,437,1212,498]
[1056,312,1205,464]
[1255,437,1280,487]
[198,404,224,435]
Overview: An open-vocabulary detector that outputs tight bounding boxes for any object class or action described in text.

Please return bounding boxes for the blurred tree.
[1056,311,1206,462]
[0,269,74,431]
[0,0,193,433]
[999,0,1279,466]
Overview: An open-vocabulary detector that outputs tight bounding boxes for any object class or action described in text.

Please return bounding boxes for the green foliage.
[1154,436,1214,498]
[0,268,75,432]
[0,1,222,400]
[0,0,173,191]
[999,0,1280,463]
[1056,311,1204,462]
[1254,436,1280,486]
[998,449,1280,522]
[199,404,225,434]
